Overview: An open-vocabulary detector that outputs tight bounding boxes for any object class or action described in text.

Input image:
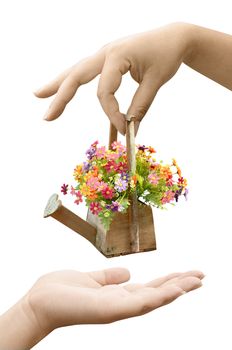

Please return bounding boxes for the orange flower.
[172,158,177,166]
[131,175,137,184]
[177,167,182,177]
[160,165,172,179]
[87,191,98,201]
[148,146,156,153]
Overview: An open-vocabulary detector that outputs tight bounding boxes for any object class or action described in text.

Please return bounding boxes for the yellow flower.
[73,165,83,180]
[80,183,91,196]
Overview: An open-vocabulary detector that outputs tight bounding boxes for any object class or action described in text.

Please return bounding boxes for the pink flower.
[90,202,102,215]
[87,177,101,190]
[161,190,175,204]
[101,186,114,199]
[106,152,120,161]
[74,191,83,205]
[95,146,106,159]
[111,141,126,153]
[70,185,77,196]
[148,173,159,186]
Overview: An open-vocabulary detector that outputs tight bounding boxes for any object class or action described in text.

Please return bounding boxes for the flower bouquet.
[61,140,188,232]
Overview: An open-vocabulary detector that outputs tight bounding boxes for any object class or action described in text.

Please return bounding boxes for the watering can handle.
[125,115,140,252]
[108,116,137,164]
[108,118,139,252]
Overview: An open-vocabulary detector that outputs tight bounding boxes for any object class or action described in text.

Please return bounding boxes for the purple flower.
[106,201,124,212]
[114,178,128,192]
[120,172,129,182]
[111,201,120,212]
[138,145,148,152]
[174,187,183,202]
[184,188,189,200]
[86,146,96,160]
[82,162,91,172]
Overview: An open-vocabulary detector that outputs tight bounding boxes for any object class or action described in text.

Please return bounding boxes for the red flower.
[104,160,117,173]
[61,183,68,195]
[90,202,102,215]
[116,161,128,173]
[101,186,114,199]
[166,175,173,186]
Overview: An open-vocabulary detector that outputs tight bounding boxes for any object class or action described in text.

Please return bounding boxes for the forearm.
[0,295,49,350]
[184,23,232,90]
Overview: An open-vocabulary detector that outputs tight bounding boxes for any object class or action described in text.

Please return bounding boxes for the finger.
[127,75,159,133]
[173,276,203,293]
[146,270,204,288]
[87,268,130,286]
[129,277,202,317]
[97,57,130,135]
[42,52,105,121]
[34,66,73,98]
[113,284,184,321]
[134,120,140,136]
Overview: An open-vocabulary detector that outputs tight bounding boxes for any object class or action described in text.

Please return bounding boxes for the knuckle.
[105,43,123,57]
[135,104,149,117]
[97,88,107,101]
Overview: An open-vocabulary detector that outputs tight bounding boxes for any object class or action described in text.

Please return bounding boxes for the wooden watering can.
[44,116,156,257]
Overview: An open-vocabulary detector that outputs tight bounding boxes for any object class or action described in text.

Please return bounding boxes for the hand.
[0,268,204,349]
[35,22,194,135]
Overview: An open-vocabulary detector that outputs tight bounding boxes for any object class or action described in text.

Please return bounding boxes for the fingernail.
[43,111,49,120]
[33,88,41,95]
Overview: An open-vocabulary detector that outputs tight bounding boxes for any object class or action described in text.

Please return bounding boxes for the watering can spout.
[44,194,97,246]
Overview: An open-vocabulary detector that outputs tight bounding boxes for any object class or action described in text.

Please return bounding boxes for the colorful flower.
[62,140,188,230]
[106,151,121,161]
[87,191,98,201]
[82,162,91,172]
[111,141,126,153]
[61,183,68,195]
[87,176,101,190]
[73,165,83,181]
[138,145,148,151]
[161,190,175,204]
[148,146,156,153]
[130,175,137,189]
[74,191,83,205]
[79,183,92,197]
[178,177,187,187]
[148,173,159,186]
[101,186,115,199]
[104,160,118,173]
[95,146,106,159]
[90,202,102,215]
[116,161,128,173]
[120,172,129,182]
[70,185,77,196]
[115,177,128,192]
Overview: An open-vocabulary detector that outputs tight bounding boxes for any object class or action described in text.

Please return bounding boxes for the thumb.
[88,268,130,286]
[127,78,158,136]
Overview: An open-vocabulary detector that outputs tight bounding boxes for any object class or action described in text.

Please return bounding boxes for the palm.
[31,268,203,330]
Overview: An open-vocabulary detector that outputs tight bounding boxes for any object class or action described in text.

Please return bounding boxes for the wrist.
[170,22,198,63]
[180,22,201,64]
[0,293,49,350]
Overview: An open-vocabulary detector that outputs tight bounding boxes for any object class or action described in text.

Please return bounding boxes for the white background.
[0,0,231,349]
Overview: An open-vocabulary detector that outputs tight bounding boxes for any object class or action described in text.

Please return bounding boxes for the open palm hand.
[29,268,203,332]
